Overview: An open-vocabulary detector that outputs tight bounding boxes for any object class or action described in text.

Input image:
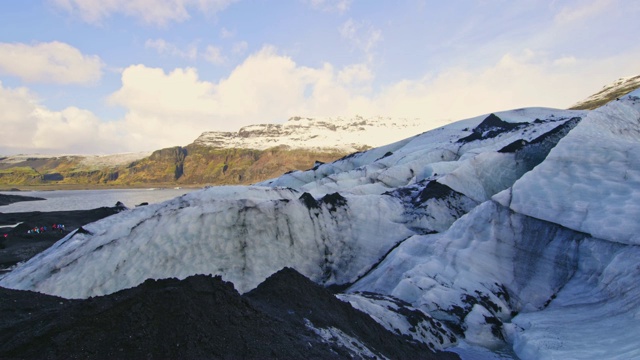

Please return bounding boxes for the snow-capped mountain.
[0,116,446,187]
[0,152,152,168]
[3,90,640,359]
[570,74,640,110]
[194,115,451,152]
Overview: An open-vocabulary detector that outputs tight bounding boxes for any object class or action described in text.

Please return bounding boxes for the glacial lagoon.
[0,188,198,213]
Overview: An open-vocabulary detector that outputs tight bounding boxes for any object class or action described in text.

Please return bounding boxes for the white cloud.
[107,65,220,149]
[145,39,228,64]
[145,39,198,60]
[554,0,615,24]
[0,82,120,154]
[367,49,640,121]
[339,19,382,55]
[337,64,373,85]
[306,0,352,14]
[220,27,234,39]
[3,45,639,155]
[51,0,237,26]
[553,56,577,66]
[111,46,624,152]
[232,41,249,55]
[0,41,102,84]
[203,46,226,65]
[103,47,357,149]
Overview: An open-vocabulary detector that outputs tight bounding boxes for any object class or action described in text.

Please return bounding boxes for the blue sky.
[0,0,638,155]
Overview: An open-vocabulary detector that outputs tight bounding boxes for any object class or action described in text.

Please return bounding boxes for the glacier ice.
[0,186,415,296]
[3,93,640,359]
[347,92,640,358]
[495,93,640,245]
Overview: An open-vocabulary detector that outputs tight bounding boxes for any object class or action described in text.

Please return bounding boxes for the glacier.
[3,91,640,359]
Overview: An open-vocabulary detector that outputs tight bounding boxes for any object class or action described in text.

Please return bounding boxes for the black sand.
[0,204,126,271]
[0,268,459,359]
[0,193,45,206]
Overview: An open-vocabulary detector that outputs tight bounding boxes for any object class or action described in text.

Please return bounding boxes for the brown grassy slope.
[177,145,346,185]
[0,145,347,188]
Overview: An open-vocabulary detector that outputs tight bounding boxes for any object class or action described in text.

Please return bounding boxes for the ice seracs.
[348,90,640,358]
[495,92,640,245]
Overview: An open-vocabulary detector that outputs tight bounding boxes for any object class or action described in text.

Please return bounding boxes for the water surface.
[0,188,199,213]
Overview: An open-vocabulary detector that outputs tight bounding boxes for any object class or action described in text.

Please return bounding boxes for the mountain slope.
[569,74,640,110]
[0,145,345,188]
[0,115,439,188]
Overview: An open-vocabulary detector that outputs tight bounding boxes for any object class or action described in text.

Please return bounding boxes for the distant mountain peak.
[570,74,640,110]
[194,115,451,153]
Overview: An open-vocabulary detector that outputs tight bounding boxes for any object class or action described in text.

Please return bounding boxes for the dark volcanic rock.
[247,267,459,360]
[0,194,45,206]
[0,270,460,359]
[416,181,456,202]
[498,117,582,169]
[320,192,348,212]
[0,275,307,359]
[458,113,527,143]
[299,192,319,209]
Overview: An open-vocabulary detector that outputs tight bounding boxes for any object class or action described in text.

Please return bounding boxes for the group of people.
[27,224,66,235]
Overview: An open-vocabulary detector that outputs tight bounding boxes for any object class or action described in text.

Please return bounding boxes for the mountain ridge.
[194,115,445,152]
[569,74,640,110]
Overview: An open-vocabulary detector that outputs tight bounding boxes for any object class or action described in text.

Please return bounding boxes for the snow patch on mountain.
[348,201,586,348]
[0,152,151,167]
[261,108,583,200]
[78,152,153,167]
[194,115,452,152]
[512,239,640,359]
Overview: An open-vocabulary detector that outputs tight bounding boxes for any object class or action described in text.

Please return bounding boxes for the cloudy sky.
[1,0,638,155]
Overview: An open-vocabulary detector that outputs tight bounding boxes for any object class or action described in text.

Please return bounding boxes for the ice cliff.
[3,91,640,359]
